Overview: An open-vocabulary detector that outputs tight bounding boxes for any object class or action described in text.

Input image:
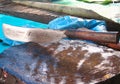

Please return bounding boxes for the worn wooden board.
[11,0,120,23]
[0,40,120,84]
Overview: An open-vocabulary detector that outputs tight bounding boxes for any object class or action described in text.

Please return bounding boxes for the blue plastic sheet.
[0,42,9,53]
[48,16,107,32]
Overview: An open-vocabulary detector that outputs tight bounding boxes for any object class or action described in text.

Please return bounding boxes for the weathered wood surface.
[11,0,107,20]
[0,41,120,84]
[11,0,120,23]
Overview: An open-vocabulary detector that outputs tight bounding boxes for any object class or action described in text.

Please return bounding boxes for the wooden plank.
[12,0,109,21]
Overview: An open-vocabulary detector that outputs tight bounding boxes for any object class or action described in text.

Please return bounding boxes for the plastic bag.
[48,16,107,32]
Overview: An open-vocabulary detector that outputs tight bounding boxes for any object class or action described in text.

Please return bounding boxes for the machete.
[3,24,119,44]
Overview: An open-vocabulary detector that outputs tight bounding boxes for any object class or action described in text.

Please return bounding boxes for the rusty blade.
[3,24,119,44]
[3,24,66,43]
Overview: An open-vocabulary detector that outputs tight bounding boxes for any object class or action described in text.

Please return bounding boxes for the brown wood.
[65,29,120,43]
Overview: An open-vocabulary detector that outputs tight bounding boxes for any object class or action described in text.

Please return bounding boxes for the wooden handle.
[64,29,120,43]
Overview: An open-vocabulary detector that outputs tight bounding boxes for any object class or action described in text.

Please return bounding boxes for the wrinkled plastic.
[48,16,107,32]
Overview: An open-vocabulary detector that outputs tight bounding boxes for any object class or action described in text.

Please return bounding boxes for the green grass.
[77,0,112,5]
